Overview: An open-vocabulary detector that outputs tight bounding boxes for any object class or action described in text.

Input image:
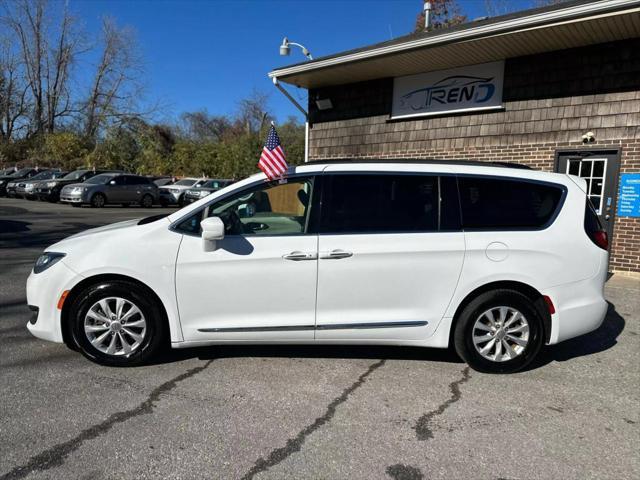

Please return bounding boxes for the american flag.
[258,124,288,180]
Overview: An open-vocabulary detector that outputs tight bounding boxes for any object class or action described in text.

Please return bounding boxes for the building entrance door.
[555,148,621,244]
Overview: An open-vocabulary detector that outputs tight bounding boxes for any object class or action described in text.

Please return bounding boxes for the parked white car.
[158,177,207,207]
[26,161,609,373]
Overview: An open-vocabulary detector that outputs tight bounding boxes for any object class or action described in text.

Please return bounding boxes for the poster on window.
[391,61,505,119]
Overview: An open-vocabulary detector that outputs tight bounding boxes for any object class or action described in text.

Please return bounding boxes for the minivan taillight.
[592,230,608,250]
[584,199,608,250]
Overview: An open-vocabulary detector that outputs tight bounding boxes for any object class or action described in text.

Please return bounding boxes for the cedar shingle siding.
[307,39,640,274]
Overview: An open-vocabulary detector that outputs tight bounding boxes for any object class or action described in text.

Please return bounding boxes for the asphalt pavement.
[1,197,638,480]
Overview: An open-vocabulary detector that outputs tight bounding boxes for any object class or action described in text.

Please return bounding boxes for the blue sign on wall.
[617,173,640,217]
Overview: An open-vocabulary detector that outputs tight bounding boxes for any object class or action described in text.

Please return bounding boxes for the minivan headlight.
[33,252,66,274]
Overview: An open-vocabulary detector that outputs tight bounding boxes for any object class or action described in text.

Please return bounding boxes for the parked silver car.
[60,173,159,208]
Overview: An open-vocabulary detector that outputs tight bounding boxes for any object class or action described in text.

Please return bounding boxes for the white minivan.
[26,161,609,373]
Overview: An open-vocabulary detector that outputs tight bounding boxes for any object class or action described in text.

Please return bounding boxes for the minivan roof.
[305,159,532,170]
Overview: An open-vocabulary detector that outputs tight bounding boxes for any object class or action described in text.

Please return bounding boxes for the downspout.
[272,77,309,162]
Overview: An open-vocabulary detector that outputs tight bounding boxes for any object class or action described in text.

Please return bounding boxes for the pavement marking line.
[413,366,471,441]
[0,359,215,480]
[240,359,387,480]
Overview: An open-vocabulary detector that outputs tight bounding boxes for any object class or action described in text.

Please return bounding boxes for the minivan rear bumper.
[545,255,608,345]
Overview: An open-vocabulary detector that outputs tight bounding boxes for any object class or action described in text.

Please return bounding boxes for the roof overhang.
[269,0,640,89]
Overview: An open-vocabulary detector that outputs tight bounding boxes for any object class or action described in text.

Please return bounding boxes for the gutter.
[268,0,640,81]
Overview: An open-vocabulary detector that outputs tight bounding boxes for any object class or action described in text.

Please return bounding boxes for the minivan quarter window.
[458,176,565,230]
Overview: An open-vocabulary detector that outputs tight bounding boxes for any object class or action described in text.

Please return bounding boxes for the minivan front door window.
[206,178,314,236]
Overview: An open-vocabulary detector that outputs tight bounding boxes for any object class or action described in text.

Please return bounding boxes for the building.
[269,0,640,275]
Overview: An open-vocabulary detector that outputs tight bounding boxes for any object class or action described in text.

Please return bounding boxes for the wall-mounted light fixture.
[279,37,313,60]
[315,98,333,110]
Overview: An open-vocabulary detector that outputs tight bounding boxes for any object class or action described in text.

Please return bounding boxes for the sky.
[72,0,538,124]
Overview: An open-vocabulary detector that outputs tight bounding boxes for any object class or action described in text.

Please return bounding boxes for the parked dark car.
[17,170,67,199]
[0,167,18,176]
[183,179,234,205]
[35,169,120,202]
[60,173,159,208]
[1,168,44,197]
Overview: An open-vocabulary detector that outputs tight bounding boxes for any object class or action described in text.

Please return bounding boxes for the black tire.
[140,194,154,208]
[68,280,167,367]
[91,192,106,208]
[453,289,544,374]
[71,203,81,208]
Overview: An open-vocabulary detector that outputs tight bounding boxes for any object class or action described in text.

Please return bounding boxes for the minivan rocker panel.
[26,162,608,373]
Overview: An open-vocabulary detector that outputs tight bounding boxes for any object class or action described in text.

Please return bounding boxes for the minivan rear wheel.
[453,289,544,374]
[68,280,167,366]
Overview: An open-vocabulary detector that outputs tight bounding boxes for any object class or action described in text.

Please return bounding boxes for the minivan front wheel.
[454,289,544,374]
[68,280,166,366]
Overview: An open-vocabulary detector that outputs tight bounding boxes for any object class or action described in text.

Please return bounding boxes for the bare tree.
[180,110,231,142]
[83,17,144,138]
[236,90,271,135]
[3,0,81,134]
[0,34,29,141]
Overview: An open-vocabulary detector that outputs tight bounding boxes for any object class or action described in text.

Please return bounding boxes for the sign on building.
[391,61,505,119]
[617,173,640,217]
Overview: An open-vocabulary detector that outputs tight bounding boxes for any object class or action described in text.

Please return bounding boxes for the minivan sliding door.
[315,173,465,341]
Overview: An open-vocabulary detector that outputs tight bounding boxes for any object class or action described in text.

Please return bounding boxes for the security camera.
[582,131,595,143]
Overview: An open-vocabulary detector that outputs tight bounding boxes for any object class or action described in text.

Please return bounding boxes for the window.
[319,174,440,233]
[458,176,564,230]
[85,174,114,185]
[125,176,149,185]
[175,178,315,236]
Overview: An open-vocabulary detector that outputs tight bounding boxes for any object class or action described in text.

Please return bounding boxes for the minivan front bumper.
[26,260,82,343]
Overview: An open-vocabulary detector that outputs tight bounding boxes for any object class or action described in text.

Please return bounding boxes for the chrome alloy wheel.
[472,306,530,362]
[84,297,147,356]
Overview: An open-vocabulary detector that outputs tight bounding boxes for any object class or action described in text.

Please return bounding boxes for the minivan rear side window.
[458,176,564,230]
[320,174,443,233]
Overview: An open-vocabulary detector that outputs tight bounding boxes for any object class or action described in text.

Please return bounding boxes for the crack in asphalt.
[414,367,471,441]
[240,359,387,480]
[0,360,214,480]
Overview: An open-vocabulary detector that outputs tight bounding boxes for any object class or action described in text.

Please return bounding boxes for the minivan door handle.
[320,249,353,260]
[283,251,317,261]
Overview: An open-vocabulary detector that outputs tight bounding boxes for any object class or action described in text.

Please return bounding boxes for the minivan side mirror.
[201,216,225,252]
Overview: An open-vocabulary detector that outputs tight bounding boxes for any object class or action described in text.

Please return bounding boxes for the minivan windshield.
[84,174,114,185]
